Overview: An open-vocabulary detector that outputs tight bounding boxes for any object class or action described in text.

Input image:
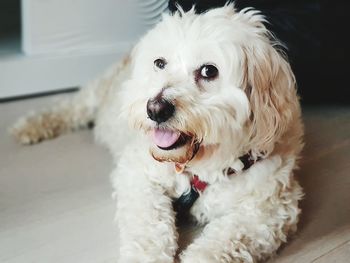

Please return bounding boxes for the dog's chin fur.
[12,4,304,263]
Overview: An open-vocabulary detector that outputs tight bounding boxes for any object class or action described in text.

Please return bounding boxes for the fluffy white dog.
[12,4,304,263]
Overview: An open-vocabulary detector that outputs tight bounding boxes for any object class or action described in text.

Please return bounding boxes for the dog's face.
[121,6,298,165]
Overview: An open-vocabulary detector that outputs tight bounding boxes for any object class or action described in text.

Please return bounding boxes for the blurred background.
[0,0,168,100]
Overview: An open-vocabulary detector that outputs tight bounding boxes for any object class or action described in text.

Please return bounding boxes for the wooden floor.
[0,94,349,263]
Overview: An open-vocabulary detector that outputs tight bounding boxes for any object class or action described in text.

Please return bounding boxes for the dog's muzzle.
[146,93,201,164]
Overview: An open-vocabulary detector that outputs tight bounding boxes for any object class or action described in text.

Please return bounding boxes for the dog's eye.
[199,65,218,80]
[154,58,167,70]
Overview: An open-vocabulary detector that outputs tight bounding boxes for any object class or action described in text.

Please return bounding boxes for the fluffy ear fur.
[242,42,299,157]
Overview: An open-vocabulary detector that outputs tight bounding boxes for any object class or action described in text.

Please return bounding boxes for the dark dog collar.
[173,152,261,216]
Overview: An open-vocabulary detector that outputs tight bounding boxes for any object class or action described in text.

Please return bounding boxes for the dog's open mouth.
[151,128,190,150]
[149,128,200,164]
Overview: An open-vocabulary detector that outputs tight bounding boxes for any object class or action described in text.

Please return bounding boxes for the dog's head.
[121,5,299,165]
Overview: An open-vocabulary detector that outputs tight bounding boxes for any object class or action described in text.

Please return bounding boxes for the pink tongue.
[152,128,181,148]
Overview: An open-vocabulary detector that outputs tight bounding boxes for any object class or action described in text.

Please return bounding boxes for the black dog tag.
[173,187,199,220]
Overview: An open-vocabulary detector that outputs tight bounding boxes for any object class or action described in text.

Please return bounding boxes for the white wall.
[0,0,168,99]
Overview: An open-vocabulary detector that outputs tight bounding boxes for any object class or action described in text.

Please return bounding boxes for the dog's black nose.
[147,97,175,123]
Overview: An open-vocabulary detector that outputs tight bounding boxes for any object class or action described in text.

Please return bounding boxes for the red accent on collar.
[191,175,208,192]
[190,152,261,193]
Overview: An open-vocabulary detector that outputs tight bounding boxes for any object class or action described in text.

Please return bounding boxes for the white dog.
[12,4,304,263]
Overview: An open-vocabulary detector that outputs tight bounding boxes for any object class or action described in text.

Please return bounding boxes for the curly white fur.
[12,4,304,263]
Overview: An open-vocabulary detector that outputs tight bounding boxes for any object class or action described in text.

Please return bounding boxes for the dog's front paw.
[180,246,252,263]
[118,255,174,263]
[181,254,245,263]
[180,247,215,263]
[180,253,215,263]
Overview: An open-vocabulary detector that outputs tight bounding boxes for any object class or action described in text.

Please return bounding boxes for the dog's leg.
[11,56,130,144]
[180,175,302,263]
[114,177,178,263]
[112,152,178,263]
[180,215,292,263]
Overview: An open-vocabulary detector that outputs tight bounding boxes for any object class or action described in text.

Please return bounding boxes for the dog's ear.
[242,43,300,156]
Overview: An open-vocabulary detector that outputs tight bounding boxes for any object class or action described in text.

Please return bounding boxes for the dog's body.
[12,5,304,263]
